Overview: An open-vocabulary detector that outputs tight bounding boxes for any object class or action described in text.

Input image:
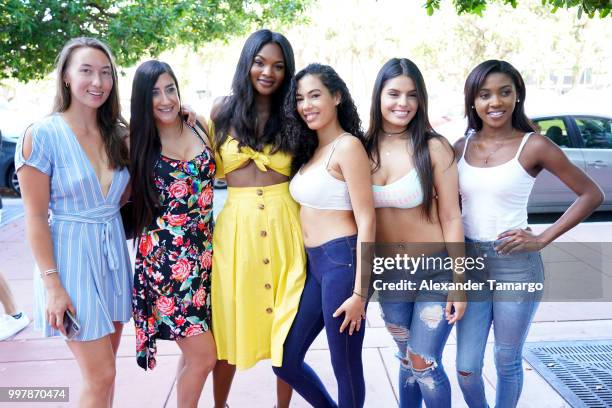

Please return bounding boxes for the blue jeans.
[273,235,365,408]
[456,239,544,408]
[379,252,454,408]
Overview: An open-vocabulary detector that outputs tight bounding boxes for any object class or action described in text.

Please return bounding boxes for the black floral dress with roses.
[132,127,215,370]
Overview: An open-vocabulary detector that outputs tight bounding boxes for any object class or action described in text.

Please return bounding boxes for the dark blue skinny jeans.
[273,235,366,408]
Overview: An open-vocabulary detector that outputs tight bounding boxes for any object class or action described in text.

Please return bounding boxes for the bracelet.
[41,268,58,278]
[353,290,366,299]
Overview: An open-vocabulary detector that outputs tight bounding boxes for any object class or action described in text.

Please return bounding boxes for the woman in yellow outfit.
[210,29,306,408]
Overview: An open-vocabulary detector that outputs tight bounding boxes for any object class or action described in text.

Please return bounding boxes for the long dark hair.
[284,63,364,174]
[365,58,450,220]
[54,37,128,169]
[213,29,296,153]
[464,60,536,133]
[130,60,182,237]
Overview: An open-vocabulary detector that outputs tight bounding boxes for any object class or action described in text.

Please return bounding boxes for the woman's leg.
[109,322,123,406]
[455,242,493,408]
[489,251,544,407]
[276,378,293,408]
[379,300,422,407]
[67,335,117,408]
[0,272,17,315]
[491,298,539,408]
[455,300,492,408]
[320,239,366,408]
[176,330,217,408]
[407,300,453,408]
[213,360,236,408]
[272,270,335,407]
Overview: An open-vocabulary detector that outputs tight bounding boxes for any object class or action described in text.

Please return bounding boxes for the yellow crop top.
[211,121,293,178]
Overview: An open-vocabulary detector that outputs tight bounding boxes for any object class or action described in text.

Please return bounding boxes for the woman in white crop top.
[365,58,465,407]
[274,63,375,408]
[454,60,603,408]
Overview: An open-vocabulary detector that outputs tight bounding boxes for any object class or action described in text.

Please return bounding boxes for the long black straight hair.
[464,60,536,133]
[130,60,182,237]
[365,58,450,220]
[284,63,364,174]
[213,29,297,153]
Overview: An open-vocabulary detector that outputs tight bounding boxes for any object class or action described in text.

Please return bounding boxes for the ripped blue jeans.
[379,253,453,408]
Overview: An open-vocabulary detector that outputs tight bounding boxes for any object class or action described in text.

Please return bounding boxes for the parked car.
[435,112,611,213]
[0,129,19,195]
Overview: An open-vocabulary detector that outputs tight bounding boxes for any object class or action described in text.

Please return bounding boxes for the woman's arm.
[195,114,212,148]
[18,129,74,334]
[431,137,464,244]
[331,136,376,335]
[431,137,466,323]
[496,134,604,253]
[209,97,227,180]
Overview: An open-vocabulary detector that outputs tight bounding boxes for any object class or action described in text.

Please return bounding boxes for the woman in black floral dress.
[129,60,216,407]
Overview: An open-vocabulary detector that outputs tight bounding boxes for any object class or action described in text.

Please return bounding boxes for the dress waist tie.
[51,205,122,296]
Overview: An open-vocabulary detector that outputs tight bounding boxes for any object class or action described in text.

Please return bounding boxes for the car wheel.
[8,166,20,196]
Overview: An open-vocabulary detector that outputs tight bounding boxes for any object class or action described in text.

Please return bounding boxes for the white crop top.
[458,132,536,241]
[372,168,424,209]
[289,134,353,210]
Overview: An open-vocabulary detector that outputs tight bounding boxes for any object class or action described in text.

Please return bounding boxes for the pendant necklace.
[476,130,513,165]
[382,129,407,156]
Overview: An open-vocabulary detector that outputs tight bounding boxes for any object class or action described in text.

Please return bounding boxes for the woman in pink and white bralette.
[365,58,466,407]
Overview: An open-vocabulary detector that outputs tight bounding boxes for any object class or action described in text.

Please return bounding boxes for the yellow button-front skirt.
[212,182,306,369]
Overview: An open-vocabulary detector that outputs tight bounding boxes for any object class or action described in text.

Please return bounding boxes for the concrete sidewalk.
[1,215,611,407]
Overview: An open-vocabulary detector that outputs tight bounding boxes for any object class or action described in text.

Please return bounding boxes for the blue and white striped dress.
[15,113,132,341]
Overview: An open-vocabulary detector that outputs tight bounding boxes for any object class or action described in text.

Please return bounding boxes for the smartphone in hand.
[63,310,80,339]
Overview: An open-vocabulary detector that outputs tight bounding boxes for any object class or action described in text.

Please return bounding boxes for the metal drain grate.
[524,340,612,407]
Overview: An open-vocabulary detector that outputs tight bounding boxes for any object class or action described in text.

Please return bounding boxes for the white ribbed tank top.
[458,132,536,241]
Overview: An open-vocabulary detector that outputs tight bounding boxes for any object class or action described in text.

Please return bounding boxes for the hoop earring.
[64,82,69,88]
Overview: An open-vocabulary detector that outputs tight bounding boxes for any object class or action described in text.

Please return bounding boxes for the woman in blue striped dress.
[16,37,132,406]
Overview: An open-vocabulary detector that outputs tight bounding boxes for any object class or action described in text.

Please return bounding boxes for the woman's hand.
[495,227,546,254]
[445,290,466,324]
[46,286,75,335]
[333,294,366,336]
[180,104,197,127]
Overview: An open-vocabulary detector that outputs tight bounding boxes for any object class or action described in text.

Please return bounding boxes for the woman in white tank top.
[454,60,603,408]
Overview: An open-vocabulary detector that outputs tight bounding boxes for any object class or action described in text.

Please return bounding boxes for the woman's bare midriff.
[224,160,289,187]
[300,207,357,248]
[375,204,447,257]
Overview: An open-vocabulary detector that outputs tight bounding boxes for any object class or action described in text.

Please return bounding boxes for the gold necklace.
[475,131,513,165]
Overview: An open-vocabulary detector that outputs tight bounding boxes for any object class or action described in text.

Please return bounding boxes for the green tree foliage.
[0,0,308,81]
[426,0,611,18]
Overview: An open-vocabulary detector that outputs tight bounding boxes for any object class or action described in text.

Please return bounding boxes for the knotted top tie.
[213,135,292,178]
